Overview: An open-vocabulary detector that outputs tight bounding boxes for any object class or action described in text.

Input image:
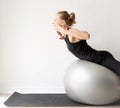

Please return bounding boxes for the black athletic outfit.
[64,35,120,76]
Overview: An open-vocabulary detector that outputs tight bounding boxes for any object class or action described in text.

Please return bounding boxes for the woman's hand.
[56,31,65,40]
[53,24,68,39]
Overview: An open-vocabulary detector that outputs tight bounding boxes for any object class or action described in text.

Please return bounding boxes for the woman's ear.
[61,20,66,27]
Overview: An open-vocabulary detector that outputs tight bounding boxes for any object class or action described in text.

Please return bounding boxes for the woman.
[53,11,120,76]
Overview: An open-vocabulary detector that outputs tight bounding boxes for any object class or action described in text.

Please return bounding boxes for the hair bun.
[68,12,76,24]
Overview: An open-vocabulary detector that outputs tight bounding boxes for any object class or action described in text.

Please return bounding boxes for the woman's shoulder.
[68,27,79,31]
[70,27,89,33]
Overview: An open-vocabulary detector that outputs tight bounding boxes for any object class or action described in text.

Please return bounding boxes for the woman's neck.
[62,25,69,30]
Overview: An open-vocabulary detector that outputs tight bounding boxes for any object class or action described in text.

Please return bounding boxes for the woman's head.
[53,11,76,28]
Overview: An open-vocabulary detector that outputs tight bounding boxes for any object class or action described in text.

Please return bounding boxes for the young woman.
[53,11,120,76]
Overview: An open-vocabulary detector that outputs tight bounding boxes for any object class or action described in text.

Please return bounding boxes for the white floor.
[0,94,120,108]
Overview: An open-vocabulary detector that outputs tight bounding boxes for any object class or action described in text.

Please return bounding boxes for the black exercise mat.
[4,92,84,107]
[4,92,120,107]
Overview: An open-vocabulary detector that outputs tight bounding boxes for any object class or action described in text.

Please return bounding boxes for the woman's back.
[64,36,105,64]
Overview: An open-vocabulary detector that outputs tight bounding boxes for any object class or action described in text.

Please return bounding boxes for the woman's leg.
[101,51,120,76]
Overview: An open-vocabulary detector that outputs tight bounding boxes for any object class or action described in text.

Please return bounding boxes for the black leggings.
[100,51,120,76]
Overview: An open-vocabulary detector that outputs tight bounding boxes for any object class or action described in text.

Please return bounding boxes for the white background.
[0,0,120,94]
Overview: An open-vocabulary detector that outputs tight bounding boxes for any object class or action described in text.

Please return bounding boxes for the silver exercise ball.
[64,60,120,105]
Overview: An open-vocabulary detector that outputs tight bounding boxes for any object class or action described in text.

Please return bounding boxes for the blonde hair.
[57,11,76,26]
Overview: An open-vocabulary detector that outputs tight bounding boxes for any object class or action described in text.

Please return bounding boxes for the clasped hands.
[53,24,68,40]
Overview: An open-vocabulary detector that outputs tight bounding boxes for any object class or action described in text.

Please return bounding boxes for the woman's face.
[53,14,65,27]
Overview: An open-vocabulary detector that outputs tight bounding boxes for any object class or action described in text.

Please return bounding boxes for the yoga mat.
[4,92,83,107]
[4,92,120,107]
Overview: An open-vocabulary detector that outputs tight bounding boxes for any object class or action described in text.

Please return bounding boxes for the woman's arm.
[54,25,90,40]
[67,28,90,40]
